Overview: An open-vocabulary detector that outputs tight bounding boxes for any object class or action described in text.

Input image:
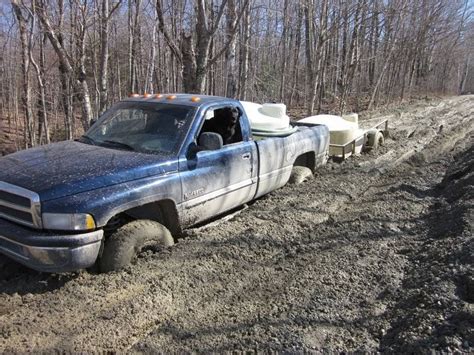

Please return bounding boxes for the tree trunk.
[128,0,135,93]
[181,33,197,93]
[238,4,250,100]
[26,0,49,144]
[225,0,237,98]
[146,2,158,93]
[304,0,315,114]
[76,1,94,130]
[99,0,109,113]
[12,0,35,147]
[156,0,248,95]
[289,3,302,106]
[36,0,93,130]
[37,33,49,144]
[459,52,470,94]
[57,0,73,140]
[279,0,289,102]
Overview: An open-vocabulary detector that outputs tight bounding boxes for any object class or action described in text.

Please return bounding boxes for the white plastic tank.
[240,101,296,136]
[300,114,364,157]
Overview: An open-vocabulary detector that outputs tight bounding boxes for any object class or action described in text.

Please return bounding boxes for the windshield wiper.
[101,139,135,151]
[78,135,97,145]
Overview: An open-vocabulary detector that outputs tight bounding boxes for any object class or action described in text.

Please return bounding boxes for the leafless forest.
[0,0,473,151]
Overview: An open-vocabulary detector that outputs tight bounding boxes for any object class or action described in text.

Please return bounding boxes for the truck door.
[179,104,257,227]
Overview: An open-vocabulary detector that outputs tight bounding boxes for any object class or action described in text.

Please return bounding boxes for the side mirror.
[198,132,223,151]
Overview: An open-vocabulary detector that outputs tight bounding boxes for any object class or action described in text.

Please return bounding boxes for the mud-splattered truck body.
[0,94,329,273]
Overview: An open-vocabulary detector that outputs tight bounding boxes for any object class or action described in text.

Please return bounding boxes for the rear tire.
[289,166,313,184]
[99,219,174,272]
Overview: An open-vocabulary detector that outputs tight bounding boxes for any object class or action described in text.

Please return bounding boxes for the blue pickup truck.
[0,94,329,273]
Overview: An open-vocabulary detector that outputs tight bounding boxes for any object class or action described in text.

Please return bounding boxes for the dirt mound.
[0,95,473,352]
[377,144,473,353]
[438,145,474,202]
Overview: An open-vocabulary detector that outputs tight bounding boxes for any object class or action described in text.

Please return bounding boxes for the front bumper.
[0,218,103,273]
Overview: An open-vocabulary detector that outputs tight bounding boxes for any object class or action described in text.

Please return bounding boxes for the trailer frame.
[329,119,389,160]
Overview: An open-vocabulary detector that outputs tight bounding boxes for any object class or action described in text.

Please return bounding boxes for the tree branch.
[208,0,249,68]
[209,0,228,36]
[155,0,183,62]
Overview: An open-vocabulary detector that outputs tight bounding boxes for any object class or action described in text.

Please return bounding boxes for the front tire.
[99,219,174,272]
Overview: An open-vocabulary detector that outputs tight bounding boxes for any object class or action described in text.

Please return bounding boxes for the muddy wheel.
[366,130,385,150]
[99,219,174,272]
[289,166,313,184]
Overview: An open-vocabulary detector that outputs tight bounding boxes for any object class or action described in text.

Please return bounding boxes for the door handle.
[242,153,251,160]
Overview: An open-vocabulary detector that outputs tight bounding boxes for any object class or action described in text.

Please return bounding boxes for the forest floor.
[0,118,22,156]
[0,95,473,352]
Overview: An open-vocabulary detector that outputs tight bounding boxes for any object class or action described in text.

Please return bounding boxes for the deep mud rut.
[0,95,473,352]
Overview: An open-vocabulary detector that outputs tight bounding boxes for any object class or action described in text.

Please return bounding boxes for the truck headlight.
[42,213,96,231]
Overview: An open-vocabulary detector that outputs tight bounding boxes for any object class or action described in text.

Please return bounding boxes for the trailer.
[299,113,389,160]
[329,119,389,160]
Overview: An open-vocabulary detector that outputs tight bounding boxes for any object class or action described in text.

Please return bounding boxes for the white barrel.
[240,101,292,132]
[300,114,363,157]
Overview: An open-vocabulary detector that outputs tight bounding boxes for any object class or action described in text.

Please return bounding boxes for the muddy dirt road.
[0,95,473,352]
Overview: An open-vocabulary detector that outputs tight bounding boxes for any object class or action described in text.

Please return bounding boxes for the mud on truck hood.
[0,141,177,201]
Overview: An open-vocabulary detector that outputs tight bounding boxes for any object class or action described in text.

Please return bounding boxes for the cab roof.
[123,94,235,107]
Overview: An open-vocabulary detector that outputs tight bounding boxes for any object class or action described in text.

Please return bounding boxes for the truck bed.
[253,123,329,199]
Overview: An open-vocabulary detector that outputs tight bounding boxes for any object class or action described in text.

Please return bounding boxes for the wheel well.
[293,151,316,172]
[104,200,181,236]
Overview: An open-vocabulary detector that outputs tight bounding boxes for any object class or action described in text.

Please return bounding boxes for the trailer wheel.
[289,166,313,184]
[366,130,385,150]
[322,150,330,165]
[99,219,174,272]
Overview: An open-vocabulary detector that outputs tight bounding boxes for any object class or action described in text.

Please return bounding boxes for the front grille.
[0,182,42,228]
[0,190,31,208]
[0,205,34,223]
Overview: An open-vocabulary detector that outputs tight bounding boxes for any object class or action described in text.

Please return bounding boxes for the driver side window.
[198,105,243,146]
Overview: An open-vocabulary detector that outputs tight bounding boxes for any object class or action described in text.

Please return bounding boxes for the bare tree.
[57,0,73,140]
[36,0,93,129]
[279,0,289,102]
[156,0,249,93]
[225,0,237,98]
[145,1,158,94]
[238,2,250,100]
[99,0,122,114]
[25,0,50,144]
[305,0,329,115]
[11,0,35,146]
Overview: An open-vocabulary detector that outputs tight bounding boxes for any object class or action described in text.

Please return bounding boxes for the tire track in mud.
[0,95,473,352]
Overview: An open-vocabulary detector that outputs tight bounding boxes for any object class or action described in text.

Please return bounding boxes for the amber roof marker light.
[154,94,163,99]
[191,96,201,102]
[129,93,140,98]
[167,95,177,100]
[143,92,152,98]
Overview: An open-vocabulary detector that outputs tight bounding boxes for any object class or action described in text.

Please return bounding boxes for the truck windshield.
[82,102,195,155]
